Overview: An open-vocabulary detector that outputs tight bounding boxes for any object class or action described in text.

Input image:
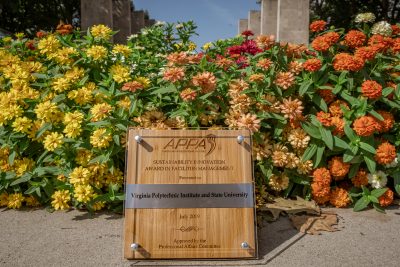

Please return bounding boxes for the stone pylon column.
[238,19,248,34]
[112,0,131,43]
[131,10,145,34]
[261,0,278,37]
[277,0,309,44]
[248,10,261,35]
[81,0,113,30]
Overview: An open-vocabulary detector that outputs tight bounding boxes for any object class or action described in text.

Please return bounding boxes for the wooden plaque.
[123,129,257,259]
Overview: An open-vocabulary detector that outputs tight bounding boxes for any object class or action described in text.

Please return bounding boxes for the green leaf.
[311,94,328,112]
[320,127,333,150]
[299,80,313,96]
[10,173,32,186]
[344,124,357,142]
[382,87,393,97]
[348,163,360,179]
[343,149,356,162]
[368,110,384,121]
[361,185,371,196]
[302,144,318,161]
[8,150,16,165]
[314,144,325,167]
[368,195,379,203]
[364,155,376,173]
[372,202,385,213]
[290,175,311,185]
[301,123,321,139]
[393,173,400,195]
[36,123,52,138]
[116,124,127,132]
[150,84,177,95]
[359,142,376,154]
[371,188,388,198]
[353,196,370,212]
[113,134,120,146]
[334,136,350,150]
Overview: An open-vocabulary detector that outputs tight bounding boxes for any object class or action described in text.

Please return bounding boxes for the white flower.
[355,12,376,23]
[385,157,398,168]
[367,171,388,189]
[127,34,138,41]
[371,21,392,36]
[141,29,149,35]
[175,23,184,29]
[155,21,166,26]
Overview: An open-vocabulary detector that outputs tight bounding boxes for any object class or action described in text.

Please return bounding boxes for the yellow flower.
[12,117,32,133]
[69,166,91,185]
[90,128,112,148]
[38,35,61,55]
[0,192,8,207]
[75,149,93,166]
[13,158,34,177]
[15,32,25,39]
[50,47,77,65]
[117,96,131,110]
[51,190,70,210]
[74,184,94,203]
[112,44,132,57]
[63,111,84,124]
[63,123,82,138]
[110,64,130,83]
[86,45,108,61]
[25,195,41,207]
[65,67,85,83]
[52,77,70,92]
[34,100,61,122]
[43,132,64,151]
[91,24,113,39]
[67,86,94,105]
[202,42,212,50]
[188,42,197,51]
[92,196,106,211]
[103,168,124,186]
[90,103,113,122]
[135,76,151,88]
[2,37,12,43]
[7,193,24,209]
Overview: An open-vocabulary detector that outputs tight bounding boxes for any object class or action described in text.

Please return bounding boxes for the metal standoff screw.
[237,135,245,144]
[241,242,249,249]
[134,135,142,144]
[130,243,140,250]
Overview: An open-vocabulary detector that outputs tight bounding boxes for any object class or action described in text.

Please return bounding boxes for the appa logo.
[162,134,216,155]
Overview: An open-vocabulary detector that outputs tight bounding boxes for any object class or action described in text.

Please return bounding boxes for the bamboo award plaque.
[123,129,257,259]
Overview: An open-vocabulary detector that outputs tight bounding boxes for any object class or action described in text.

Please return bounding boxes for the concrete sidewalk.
[0,207,399,267]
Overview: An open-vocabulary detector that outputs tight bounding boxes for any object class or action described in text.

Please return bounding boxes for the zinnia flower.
[331,116,345,136]
[268,173,289,191]
[271,144,289,167]
[361,80,382,99]
[353,116,376,136]
[274,72,295,90]
[355,46,379,61]
[122,81,143,92]
[316,111,331,126]
[344,30,366,48]
[288,128,310,150]
[329,188,351,208]
[368,34,393,51]
[74,184,94,203]
[312,167,332,186]
[90,24,112,39]
[328,156,350,180]
[7,193,24,209]
[279,98,303,120]
[378,188,394,207]
[237,113,260,133]
[288,61,303,74]
[376,110,394,132]
[180,88,197,102]
[51,190,71,210]
[329,100,349,117]
[43,132,64,151]
[371,21,393,36]
[355,13,376,23]
[333,53,364,72]
[303,58,322,72]
[256,58,272,70]
[351,169,369,188]
[163,67,185,83]
[317,86,335,104]
[375,142,396,165]
[310,20,327,32]
[191,72,217,93]
[367,171,388,189]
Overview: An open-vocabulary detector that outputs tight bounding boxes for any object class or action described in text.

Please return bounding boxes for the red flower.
[241,30,254,37]
[333,53,364,72]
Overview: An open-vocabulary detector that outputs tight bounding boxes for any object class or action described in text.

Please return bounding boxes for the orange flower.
[166,52,189,66]
[313,194,331,205]
[361,80,382,99]
[56,23,73,35]
[333,53,364,72]
[310,20,327,32]
[378,188,394,207]
[355,46,379,61]
[256,58,273,70]
[274,71,295,90]
[344,30,366,48]
[375,142,396,165]
[316,111,331,126]
[351,169,369,188]
[192,72,217,93]
[328,157,350,180]
[331,116,344,136]
[249,74,264,83]
[329,100,349,117]
[256,35,275,49]
[317,85,335,104]
[353,116,376,136]
[237,113,260,133]
[311,182,331,198]
[329,187,351,208]
[392,25,400,35]
[376,110,394,132]
[368,34,393,51]
[288,61,303,75]
[279,97,303,120]
[303,58,322,72]
[311,36,330,52]
[121,81,143,92]
[392,38,400,53]
[163,67,185,83]
[324,32,340,45]
[312,167,332,186]
[180,88,197,102]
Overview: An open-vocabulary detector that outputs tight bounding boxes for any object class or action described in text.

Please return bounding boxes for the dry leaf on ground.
[260,197,321,221]
[289,212,338,235]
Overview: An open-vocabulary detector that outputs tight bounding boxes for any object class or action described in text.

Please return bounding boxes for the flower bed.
[0,15,399,212]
